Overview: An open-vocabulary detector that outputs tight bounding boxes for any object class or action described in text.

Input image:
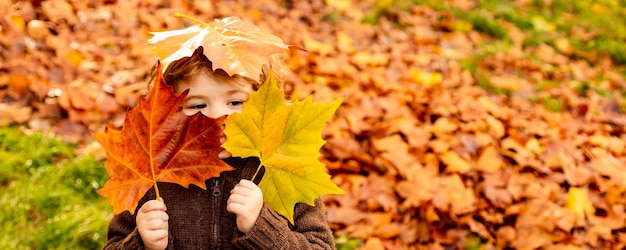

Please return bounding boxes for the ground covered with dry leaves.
[2,0,626,249]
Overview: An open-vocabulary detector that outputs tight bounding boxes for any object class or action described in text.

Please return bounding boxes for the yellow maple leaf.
[565,187,595,220]
[222,70,344,223]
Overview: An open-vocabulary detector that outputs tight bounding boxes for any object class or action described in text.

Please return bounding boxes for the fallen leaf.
[64,49,85,68]
[441,150,472,173]
[41,0,78,24]
[583,224,612,247]
[556,152,592,186]
[26,20,50,40]
[432,174,476,214]
[431,117,458,136]
[396,180,434,208]
[485,116,505,139]
[372,134,423,180]
[336,32,355,54]
[303,35,334,56]
[373,223,402,239]
[8,15,26,31]
[7,74,31,99]
[565,187,595,222]
[0,103,32,126]
[476,145,502,173]
[589,134,625,156]
[351,51,390,67]
[512,228,552,250]
[362,237,385,250]
[409,68,442,87]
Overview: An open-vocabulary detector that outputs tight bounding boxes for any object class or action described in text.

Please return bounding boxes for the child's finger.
[218,150,232,159]
[226,201,244,215]
[237,179,258,189]
[145,217,169,229]
[141,199,166,212]
[228,195,246,207]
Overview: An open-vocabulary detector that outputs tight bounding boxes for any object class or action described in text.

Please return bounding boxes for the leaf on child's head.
[148,15,302,80]
[93,62,233,215]
[222,69,345,224]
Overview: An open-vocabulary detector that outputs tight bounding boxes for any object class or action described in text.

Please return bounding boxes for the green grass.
[382,0,626,103]
[0,126,112,249]
[424,0,626,66]
[335,234,361,250]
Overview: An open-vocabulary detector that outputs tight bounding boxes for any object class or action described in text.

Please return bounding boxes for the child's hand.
[136,199,169,250]
[227,179,263,233]
[218,132,232,159]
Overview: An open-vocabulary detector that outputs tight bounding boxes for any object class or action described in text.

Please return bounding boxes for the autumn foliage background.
[2,0,626,249]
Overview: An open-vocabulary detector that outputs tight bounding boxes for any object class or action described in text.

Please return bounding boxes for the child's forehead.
[193,69,256,87]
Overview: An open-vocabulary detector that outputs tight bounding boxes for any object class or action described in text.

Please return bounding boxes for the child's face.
[176,71,252,118]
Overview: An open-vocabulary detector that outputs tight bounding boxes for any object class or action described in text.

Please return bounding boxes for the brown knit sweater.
[102,157,336,250]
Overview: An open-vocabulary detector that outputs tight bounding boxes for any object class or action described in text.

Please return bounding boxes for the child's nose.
[202,106,229,119]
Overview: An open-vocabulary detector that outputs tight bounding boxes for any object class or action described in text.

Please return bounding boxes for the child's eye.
[228,100,244,106]
[188,104,207,109]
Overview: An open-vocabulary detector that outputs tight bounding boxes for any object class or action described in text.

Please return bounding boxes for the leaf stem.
[251,162,263,182]
[174,13,208,26]
[153,182,161,200]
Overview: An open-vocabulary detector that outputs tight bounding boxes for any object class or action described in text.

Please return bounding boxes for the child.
[102,45,337,249]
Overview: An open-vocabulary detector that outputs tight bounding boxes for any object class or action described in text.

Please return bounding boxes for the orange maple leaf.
[148,14,300,79]
[93,62,233,215]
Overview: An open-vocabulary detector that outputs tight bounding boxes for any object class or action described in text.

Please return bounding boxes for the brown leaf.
[431,117,458,136]
[373,223,402,239]
[68,86,96,110]
[362,238,385,250]
[476,145,503,173]
[547,152,591,186]
[604,136,624,156]
[485,116,505,139]
[26,20,50,40]
[41,0,78,24]
[96,93,120,113]
[511,228,552,250]
[441,150,472,173]
[372,134,424,180]
[0,103,32,125]
[7,74,31,99]
[326,206,364,225]
[583,225,612,247]
[303,36,334,56]
[461,216,492,241]
[114,83,146,108]
[495,226,516,247]
[396,181,433,208]
[63,50,86,68]
[483,185,513,208]
[432,174,476,214]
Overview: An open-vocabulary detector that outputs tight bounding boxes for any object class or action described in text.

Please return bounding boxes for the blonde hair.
[148,46,289,92]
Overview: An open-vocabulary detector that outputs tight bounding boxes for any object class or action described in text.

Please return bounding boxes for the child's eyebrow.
[184,90,249,101]
[226,90,250,95]
[184,94,206,101]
